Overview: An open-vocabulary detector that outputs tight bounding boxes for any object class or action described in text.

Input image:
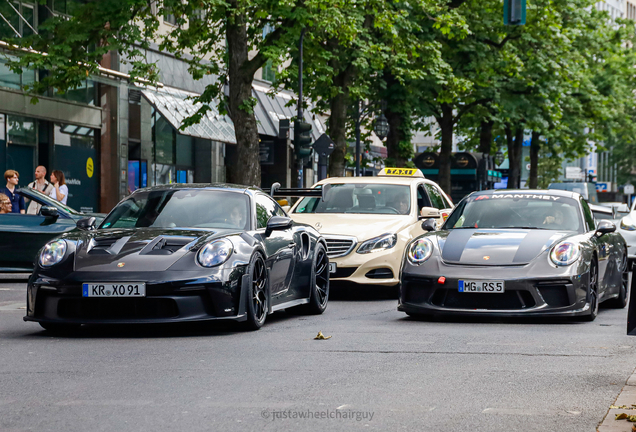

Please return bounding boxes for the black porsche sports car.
[398,190,629,321]
[24,184,329,331]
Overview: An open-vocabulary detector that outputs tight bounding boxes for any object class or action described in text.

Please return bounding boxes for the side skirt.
[270,298,310,312]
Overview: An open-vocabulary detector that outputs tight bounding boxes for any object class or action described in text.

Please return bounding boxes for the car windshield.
[443,194,583,231]
[100,189,250,230]
[293,184,411,215]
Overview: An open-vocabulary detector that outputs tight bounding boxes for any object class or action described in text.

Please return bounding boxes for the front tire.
[243,253,268,330]
[301,243,329,315]
[582,260,599,321]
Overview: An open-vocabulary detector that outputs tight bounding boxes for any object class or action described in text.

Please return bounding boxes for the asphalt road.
[1,276,635,432]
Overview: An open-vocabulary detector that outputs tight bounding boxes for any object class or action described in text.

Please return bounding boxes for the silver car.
[617,201,636,269]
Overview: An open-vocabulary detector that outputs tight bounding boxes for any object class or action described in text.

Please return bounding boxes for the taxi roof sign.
[378,168,425,178]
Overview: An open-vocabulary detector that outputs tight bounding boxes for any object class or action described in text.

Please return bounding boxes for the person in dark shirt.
[1,170,25,214]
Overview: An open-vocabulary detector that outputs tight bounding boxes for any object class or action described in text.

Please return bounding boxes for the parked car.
[618,201,636,269]
[548,182,599,204]
[399,190,628,321]
[0,188,105,272]
[24,184,329,332]
[284,168,453,288]
[599,202,630,220]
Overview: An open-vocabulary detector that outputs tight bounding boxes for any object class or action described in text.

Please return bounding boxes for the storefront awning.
[252,83,325,141]
[142,86,237,144]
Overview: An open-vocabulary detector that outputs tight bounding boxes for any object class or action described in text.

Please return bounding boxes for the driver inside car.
[392,193,410,215]
[543,208,565,228]
[228,203,245,229]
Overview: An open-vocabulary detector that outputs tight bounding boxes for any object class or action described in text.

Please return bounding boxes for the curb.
[598,366,636,432]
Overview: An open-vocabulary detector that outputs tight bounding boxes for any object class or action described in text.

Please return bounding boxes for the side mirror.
[596,219,616,236]
[265,216,293,236]
[40,206,59,220]
[421,218,437,232]
[77,216,97,231]
[419,206,440,220]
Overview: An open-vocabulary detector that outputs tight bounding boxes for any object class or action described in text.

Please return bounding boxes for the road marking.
[0,302,26,311]
[482,408,581,416]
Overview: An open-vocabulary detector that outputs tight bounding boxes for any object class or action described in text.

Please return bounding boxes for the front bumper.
[24,269,249,325]
[398,263,591,318]
[329,247,402,286]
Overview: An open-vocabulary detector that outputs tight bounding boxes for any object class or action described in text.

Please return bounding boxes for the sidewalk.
[598,367,636,432]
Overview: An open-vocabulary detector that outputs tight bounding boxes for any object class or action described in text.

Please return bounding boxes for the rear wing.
[269,182,328,201]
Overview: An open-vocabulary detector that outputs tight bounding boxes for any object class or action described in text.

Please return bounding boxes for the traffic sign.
[625,185,635,195]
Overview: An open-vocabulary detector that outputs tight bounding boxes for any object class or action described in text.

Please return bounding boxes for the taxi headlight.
[620,217,636,231]
[550,241,580,266]
[407,238,434,265]
[357,233,397,254]
[197,239,233,267]
[39,240,67,267]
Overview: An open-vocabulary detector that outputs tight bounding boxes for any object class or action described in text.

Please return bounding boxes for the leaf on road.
[616,413,628,420]
[314,331,332,340]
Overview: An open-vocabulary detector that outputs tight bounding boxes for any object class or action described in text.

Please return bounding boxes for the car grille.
[431,289,536,310]
[324,236,357,258]
[58,298,179,320]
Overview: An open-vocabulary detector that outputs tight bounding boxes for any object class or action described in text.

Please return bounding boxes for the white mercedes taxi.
[289,168,453,287]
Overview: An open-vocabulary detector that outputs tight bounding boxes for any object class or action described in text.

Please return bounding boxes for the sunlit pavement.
[1,276,634,432]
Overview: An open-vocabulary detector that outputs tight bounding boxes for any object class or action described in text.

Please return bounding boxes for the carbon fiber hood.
[436,229,575,265]
[72,227,234,272]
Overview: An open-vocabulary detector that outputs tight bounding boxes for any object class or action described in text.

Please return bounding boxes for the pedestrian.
[49,170,68,205]
[0,193,11,214]
[27,165,54,214]
[1,170,25,214]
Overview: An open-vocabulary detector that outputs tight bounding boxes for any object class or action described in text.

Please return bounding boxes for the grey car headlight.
[197,239,233,267]
[550,241,580,266]
[357,233,397,254]
[621,217,636,231]
[407,238,434,265]
[39,240,67,267]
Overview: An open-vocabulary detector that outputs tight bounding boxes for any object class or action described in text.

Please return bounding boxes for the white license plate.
[458,280,504,293]
[329,263,336,274]
[82,283,146,297]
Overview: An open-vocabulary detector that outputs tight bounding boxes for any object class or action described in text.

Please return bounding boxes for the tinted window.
[255,194,278,229]
[417,184,432,211]
[294,184,411,215]
[100,189,250,230]
[425,184,445,209]
[580,198,596,231]
[592,211,614,221]
[443,193,583,232]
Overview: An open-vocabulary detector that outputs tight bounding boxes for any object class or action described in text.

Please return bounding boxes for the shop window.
[52,79,97,106]
[155,114,175,165]
[128,160,147,193]
[6,115,37,186]
[176,134,193,168]
[153,163,175,185]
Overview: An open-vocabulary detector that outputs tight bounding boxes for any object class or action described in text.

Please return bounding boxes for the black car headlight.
[39,240,67,267]
[197,239,233,267]
[407,238,434,265]
[357,233,397,254]
[550,241,580,266]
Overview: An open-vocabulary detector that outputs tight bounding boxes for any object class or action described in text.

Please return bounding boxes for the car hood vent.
[139,236,196,255]
[87,236,130,255]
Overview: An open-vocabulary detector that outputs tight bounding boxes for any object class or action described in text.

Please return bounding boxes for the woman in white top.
[49,170,69,205]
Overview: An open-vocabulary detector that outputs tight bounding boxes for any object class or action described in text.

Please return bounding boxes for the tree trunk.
[478,120,494,155]
[507,125,523,189]
[327,64,354,177]
[437,103,454,196]
[384,73,408,167]
[528,131,540,189]
[225,9,261,187]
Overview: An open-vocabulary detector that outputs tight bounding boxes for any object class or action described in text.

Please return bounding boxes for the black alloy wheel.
[302,243,330,314]
[607,251,629,309]
[582,260,599,321]
[244,254,268,330]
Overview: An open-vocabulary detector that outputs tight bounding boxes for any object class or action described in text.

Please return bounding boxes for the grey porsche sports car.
[24,184,329,332]
[398,190,629,321]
